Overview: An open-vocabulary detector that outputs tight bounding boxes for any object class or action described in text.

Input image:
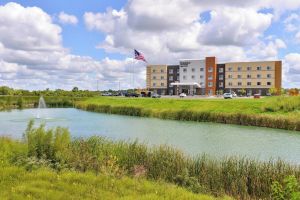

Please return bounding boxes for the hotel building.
[146,65,168,95]
[167,65,179,95]
[224,61,282,95]
[146,58,282,96]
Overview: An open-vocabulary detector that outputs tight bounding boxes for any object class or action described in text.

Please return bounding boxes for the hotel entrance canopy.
[170,82,202,88]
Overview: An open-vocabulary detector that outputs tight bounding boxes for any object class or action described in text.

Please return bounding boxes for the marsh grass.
[2,123,299,199]
[262,96,300,112]
[0,96,86,110]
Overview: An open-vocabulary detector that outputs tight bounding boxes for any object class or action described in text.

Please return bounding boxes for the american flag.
[134,49,147,62]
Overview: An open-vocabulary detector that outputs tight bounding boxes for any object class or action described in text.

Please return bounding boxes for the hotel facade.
[146,57,282,96]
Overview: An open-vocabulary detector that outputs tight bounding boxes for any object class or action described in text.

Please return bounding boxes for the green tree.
[268,87,278,96]
[72,87,79,92]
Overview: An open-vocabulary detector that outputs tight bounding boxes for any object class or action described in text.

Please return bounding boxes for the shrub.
[271,175,300,200]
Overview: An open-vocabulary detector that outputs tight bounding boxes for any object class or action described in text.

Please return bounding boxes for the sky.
[0,0,300,90]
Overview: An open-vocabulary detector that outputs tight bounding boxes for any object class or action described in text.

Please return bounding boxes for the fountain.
[37,96,46,118]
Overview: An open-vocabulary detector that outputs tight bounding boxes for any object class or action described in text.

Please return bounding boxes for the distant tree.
[268,87,278,96]
[72,87,79,92]
[240,89,246,96]
[289,88,299,96]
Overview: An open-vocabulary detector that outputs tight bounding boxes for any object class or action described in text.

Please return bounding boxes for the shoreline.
[75,97,300,131]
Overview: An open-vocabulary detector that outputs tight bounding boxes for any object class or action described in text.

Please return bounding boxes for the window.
[152,69,156,73]
[153,83,156,87]
[257,66,262,70]
[267,66,271,70]
[238,75,242,79]
[169,76,173,81]
[228,67,232,71]
[191,68,195,72]
[169,69,173,74]
[257,74,261,78]
[169,84,173,87]
[228,74,233,79]
[191,75,195,79]
[208,82,213,87]
[200,68,204,71]
[219,75,224,80]
[183,68,187,72]
[219,82,224,87]
[200,75,204,79]
[183,75,186,80]
[267,82,272,86]
[208,67,213,72]
[219,68,224,73]
[228,82,233,86]
[161,76,164,80]
[247,74,251,79]
[200,82,204,85]
[161,83,164,87]
[257,82,261,86]
[238,67,242,71]
[247,67,252,71]
[153,76,156,80]
[238,82,242,86]
[247,82,251,86]
[161,69,164,73]
[267,74,271,78]
[208,75,213,80]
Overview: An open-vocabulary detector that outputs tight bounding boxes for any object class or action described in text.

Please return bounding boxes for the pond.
[1,108,300,164]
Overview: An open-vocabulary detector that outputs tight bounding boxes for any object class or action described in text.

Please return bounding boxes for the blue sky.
[0,0,300,90]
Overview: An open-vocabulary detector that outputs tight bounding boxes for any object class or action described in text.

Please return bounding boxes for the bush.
[25,120,71,164]
[271,175,300,200]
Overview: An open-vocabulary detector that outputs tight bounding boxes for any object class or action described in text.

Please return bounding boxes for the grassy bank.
[76,96,300,131]
[2,122,300,199]
[0,96,88,110]
[0,166,224,200]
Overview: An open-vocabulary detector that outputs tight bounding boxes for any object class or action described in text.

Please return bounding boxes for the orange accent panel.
[205,57,217,95]
[275,61,282,93]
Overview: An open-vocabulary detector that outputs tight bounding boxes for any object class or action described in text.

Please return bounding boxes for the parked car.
[254,94,261,99]
[151,93,161,98]
[125,93,139,97]
[179,93,187,98]
[223,93,233,99]
[102,92,112,96]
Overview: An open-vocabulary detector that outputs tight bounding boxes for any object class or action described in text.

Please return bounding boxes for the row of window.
[153,65,272,74]
[182,75,207,80]
[227,82,272,86]
[182,68,205,72]
[227,66,272,71]
[152,83,165,87]
[227,74,272,79]
[152,69,166,73]
[152,76,165,80]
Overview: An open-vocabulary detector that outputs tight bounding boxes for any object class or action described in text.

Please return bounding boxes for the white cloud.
[199,8,273,46]
[283,53,300,87]
[58,12,78,25]
[0,2,143,90]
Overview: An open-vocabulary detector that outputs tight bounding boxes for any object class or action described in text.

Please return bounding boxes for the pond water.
[1,108,300,164]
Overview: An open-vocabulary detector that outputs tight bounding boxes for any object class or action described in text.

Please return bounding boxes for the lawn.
[80,97,268,114]
[76,96,300,130]
[0,166,227,200]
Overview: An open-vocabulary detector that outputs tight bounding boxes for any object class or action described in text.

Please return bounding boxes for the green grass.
[0,166,226,200]
[76,96,300,131]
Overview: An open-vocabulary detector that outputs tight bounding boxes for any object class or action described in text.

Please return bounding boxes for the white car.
[179,93,187,98]
[223,93,233,99]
